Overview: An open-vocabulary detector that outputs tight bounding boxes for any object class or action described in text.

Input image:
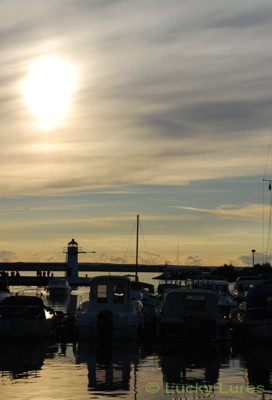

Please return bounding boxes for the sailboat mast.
[135,214,139,282]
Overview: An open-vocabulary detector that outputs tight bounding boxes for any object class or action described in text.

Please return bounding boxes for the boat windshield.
[184,295,206,314]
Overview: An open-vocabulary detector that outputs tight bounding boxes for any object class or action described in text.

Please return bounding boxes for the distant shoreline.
[0,262,243,272]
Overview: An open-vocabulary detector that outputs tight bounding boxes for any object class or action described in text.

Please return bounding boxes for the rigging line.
[139,219,151,265]
[124,219,137,261]
[263,129,272,180]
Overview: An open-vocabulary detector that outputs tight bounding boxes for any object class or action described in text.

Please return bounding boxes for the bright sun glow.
[21,55,78,131]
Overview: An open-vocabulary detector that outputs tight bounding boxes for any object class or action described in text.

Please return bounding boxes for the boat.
[75,275,143,339]
[130,280,158,325]
[0,290,10,304]
[186,273,236,316]
[0,293,58,339]
[0,274,10,303]
[231,276,264,303]
[46,277,72,297]
[230,283,272,341]
[154,288,226,341]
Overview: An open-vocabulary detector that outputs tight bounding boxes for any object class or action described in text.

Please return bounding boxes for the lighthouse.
[64,239,86,279]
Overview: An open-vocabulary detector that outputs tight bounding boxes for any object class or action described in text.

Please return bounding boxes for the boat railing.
[13,288,44,298]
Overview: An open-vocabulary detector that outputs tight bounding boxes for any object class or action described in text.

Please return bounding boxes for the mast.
[135,214,139,282]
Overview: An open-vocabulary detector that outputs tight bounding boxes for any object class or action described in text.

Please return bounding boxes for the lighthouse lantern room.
[64,239,86,278]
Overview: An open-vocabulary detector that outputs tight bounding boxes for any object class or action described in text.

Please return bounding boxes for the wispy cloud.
[1,0,272,265]
[173,203,264,221]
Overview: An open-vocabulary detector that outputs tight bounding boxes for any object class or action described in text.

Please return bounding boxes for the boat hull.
[231,318,272,341]
[0,318,57,339]
[75,311,142,339]
[155,314,223,341]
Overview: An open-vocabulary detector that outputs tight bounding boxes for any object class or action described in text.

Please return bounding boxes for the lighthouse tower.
[64,239,85,279]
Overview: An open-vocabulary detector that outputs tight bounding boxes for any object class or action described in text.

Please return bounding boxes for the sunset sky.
[1,0,272,267]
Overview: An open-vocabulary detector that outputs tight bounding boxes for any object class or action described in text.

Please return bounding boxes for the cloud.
[0,0,271,196]
[186,255,202,266]
[0,250,17,262]
[173,203,264,221]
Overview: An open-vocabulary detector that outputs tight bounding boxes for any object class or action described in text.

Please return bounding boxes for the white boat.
[0,286,10,304]
[231,276,264,303]
[0,274,10,303]
[230,283,272,341]
[0,294,58,339]
[46,278,72,296]
[75,275,143,339]
[0,291,10,303]
[186,274,236,316]
[154,288,226,341]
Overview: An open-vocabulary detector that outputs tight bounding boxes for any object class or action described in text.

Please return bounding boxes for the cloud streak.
[0,0,272,265]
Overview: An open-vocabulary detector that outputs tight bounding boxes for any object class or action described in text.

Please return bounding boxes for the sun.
[21,55,78,131]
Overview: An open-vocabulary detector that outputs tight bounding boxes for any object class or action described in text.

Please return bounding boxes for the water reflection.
[0,342,58,380]
[76,340,140,396]
[1,328,272,400]
[234,341,272,394]
[156,342,223,398]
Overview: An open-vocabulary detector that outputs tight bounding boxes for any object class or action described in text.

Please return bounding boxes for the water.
[1,279,272,399]
[1,338,272,400]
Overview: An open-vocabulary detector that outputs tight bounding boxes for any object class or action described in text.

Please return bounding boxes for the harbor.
[1,273,272,400]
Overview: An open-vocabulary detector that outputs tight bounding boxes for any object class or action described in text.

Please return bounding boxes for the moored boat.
[231,276,264,303]
[0,275,10,304]
[0,293,58,339]
[154,288,226,341]
[75,275,143,339]
[186,274,236,316]
[230,283,272,341]
[46,278,72,297]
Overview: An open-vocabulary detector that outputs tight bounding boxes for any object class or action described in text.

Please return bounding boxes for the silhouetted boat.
[75,275,143,339]
[186,273,236,316]
[0,273,10,303]
[154,288,227,341]
[230,283,272,341]
[231,276,264,303]
[46,277,71,297]
[0,294,58,339]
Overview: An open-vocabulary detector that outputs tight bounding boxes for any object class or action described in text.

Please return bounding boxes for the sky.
[1,0,272,267]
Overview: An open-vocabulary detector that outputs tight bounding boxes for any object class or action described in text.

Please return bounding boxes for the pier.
[0,262,166,286]
[0,239,248,286]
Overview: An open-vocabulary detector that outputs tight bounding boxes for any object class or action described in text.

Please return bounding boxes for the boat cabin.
[159,289,220,319]
[88,276,134,313]
[0,296,45,319]
[245,284,272,320]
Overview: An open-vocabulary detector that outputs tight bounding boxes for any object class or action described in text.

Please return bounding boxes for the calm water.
[1,337,272,400]
[1,279,272,400]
